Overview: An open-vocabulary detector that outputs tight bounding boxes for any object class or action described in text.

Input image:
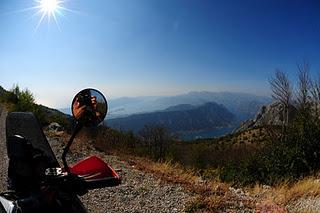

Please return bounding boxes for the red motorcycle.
[0,88,121,213]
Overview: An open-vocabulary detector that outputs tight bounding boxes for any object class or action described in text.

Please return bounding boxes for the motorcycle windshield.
[6,112,59,167]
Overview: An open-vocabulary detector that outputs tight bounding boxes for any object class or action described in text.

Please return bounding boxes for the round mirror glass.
[71,88,107,126]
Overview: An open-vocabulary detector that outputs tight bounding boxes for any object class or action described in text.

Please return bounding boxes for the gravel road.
[48,136,193,213]
[0,107,8,192]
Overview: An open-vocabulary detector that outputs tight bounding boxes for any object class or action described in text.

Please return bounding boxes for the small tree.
[296,62,311,111]
[139,124,171,160]
[311,77,320,103]
[269,70,292,141]
[10,85,36,112]
[310,77,320,124]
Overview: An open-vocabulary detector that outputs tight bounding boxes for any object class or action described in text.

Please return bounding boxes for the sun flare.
[40,0,59,13]
[32,0,70,31]
[14,0,73,32]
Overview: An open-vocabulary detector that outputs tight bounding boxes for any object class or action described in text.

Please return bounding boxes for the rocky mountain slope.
[235,102,297,132]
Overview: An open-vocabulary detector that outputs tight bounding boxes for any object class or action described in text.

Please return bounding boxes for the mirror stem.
[62,122,83,173]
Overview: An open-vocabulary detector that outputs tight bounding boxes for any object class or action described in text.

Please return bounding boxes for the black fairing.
[5,113,59,193]
[5,112,87,212]
[6,112,59,167]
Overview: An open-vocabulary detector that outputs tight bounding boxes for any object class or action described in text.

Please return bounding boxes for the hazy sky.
[1,0,320,108]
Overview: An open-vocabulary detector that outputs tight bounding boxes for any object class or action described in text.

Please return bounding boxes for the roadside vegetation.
[0,84,71,129]
[232,62,320,186]
[93,124,265,182]
[95,62,320,185]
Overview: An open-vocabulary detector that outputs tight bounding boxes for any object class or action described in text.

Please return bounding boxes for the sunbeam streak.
[34,0,64,31]
[6,0,78,32]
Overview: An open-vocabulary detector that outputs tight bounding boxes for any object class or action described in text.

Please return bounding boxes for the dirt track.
[47,135,193,213]
[0,107,8,192]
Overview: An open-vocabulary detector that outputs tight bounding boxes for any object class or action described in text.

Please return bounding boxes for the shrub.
[1,85,71,129]
[220,64,320,186]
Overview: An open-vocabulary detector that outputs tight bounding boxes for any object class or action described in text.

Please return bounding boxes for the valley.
[106,91,271,140]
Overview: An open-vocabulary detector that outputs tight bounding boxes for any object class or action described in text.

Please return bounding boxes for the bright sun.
[40,0,59,13]
[14,0,71,32]
[33,0,68,31]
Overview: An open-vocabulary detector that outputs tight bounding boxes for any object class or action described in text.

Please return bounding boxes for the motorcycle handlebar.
[44,172,121,194]
[84,177,121,190]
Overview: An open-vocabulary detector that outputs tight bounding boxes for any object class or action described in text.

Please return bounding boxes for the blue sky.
[1,0,320,108]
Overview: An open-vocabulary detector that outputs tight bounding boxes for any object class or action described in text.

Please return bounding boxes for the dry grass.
[58,130,320,212]
[250,176,320,207]
[278,177,320,204]
[115,154,257,212]
[62,130,260,211]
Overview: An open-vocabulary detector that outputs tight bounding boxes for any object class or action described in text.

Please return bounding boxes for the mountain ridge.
[107,101,236,133]
[108,91,271,121]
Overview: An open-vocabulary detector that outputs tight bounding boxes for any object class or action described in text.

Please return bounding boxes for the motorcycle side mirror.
[71,88,108,127]
[62,88,107,173]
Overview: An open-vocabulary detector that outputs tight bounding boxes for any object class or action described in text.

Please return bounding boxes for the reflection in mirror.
[71,88,107,126]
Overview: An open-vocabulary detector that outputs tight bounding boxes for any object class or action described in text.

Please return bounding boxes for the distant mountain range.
[107,102,236,133]
[59,107,72,115]
[1,86,273,139]
[107,91,271,121]
[57,91,271,138]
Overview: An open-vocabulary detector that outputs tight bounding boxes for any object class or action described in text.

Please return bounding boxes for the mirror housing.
[63,88,107,173]
[71,88,107,127]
